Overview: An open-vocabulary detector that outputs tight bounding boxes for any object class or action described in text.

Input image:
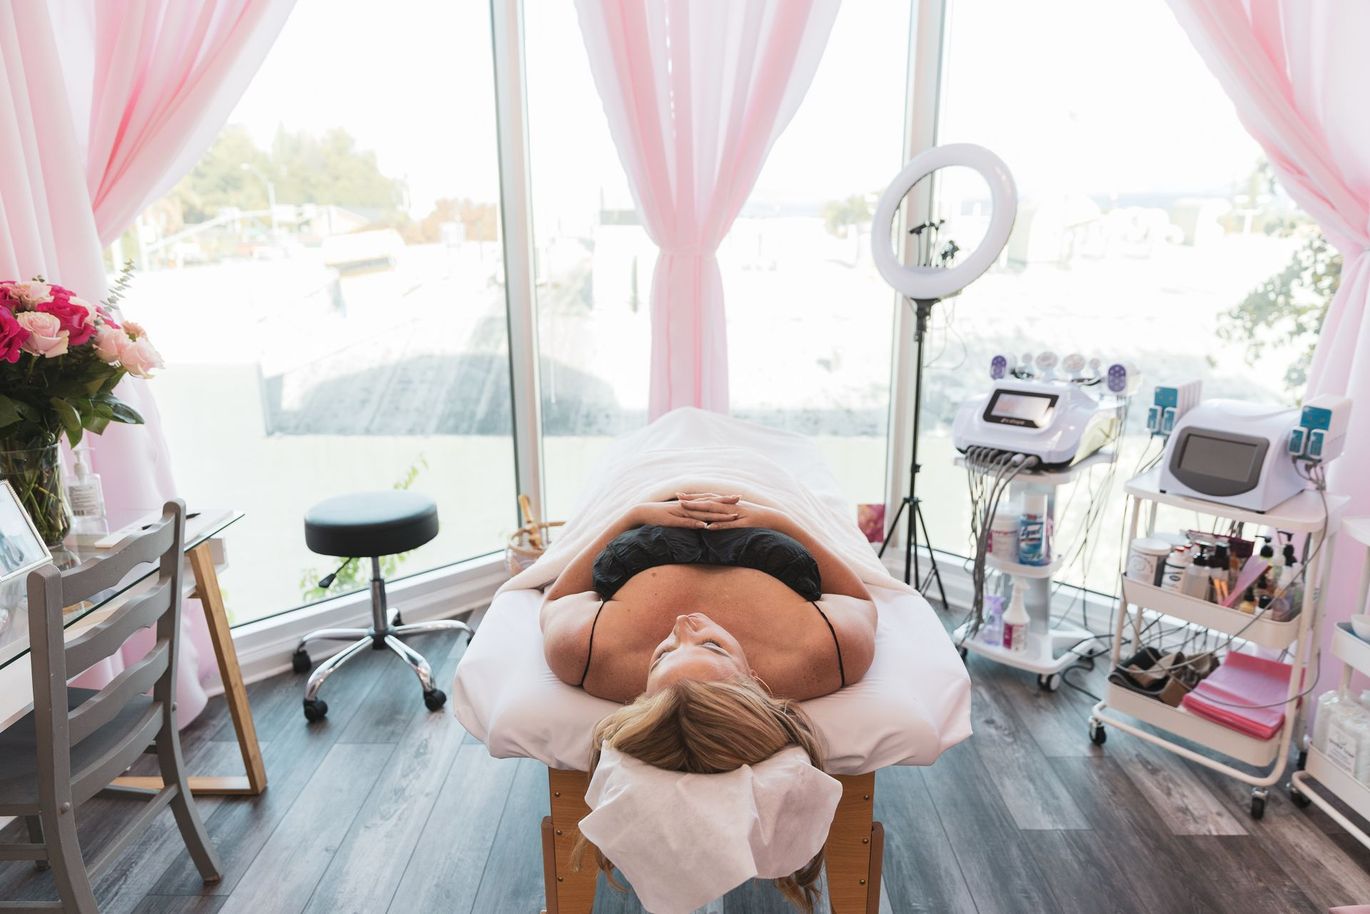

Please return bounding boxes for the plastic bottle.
[1314,689,1348,753]
[65,443,107,534]
[1017,494,1050,567]
[1181,551,1209,599]
[980,595,1005,647]
[1160,548,1191,592]
[1002,579,1030,653]
[989,508,1018,563]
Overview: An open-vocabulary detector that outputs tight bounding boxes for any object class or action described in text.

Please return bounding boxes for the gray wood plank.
[1023,828,1147,914]
[131,895,226,913]
[978,655,1100,758]
[149,648,387,896]
[386,744,520,914]
[1184,835,1319,914]
[920,740,1063,914]
[302,677,467,912]
[468,758,551,914]
[1186,759,1370,910]
[337,632,455,745]
[872,765,977,914]
[969,676,1090,829]
[1104,727,1249,836]
[218,742,392,914]
[1051,756,1234,914]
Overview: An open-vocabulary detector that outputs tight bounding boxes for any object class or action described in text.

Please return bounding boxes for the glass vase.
[0,442,71,546]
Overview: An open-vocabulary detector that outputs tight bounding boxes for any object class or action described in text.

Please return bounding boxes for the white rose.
[119,336,164,378]
[16,310,69,357]
[8,280,53,307]
[94,325,129,363]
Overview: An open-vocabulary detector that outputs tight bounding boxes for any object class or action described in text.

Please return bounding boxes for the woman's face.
[645,613,750,695]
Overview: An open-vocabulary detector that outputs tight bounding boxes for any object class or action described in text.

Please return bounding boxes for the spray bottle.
[1002,578,1030,654]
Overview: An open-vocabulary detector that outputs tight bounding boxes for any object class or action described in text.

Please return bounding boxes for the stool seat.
[304,490,439,557]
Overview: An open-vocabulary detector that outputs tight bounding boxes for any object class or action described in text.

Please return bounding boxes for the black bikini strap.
[578,598,608,687]
[811,601,847,688]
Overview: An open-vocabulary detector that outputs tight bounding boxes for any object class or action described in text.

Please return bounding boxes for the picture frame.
[0,479,53,584]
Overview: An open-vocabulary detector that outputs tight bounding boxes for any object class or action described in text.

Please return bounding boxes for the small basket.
[505,520,565,576]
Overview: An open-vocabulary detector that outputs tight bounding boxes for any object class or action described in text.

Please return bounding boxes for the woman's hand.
[674,494,787,531]
[630,499,739,529]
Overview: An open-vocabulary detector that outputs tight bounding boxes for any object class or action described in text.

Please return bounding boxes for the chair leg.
[384,634,437,692]
[24,815,47,871]
[392,619,472,639]
[304,635,373,702]
[157,729,223,884]
[44,807,99,914]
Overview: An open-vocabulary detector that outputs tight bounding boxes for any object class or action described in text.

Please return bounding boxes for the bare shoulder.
[540,591,600,686]
[819,594,878,685]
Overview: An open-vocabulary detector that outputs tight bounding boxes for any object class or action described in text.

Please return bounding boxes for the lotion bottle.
[66,443,107,534]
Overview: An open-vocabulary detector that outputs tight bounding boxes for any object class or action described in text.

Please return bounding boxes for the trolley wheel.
[1037,673,1061,692]
[423,689,447,712]
[392,611,405,626]
[1088,719,1107,746]
[303,698,328,722]
[1297,748,1308,771]
[1289,785,1311,809]
[1250,789,1268,819]
[291,649,312,674]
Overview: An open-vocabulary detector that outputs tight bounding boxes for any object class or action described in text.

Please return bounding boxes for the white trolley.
[952,450,1113,691]
[1290,517,1370,844]
[1089,468,1343,818]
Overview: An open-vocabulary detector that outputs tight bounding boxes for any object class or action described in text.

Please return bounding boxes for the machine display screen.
[984,391,1058,428]
[1178,433,1262,482]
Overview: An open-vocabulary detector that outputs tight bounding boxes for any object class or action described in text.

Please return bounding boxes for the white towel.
[579,745,843,914]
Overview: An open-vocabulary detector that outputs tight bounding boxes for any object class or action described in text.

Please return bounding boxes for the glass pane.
[114,0,514,625]
[525,4,651,522]
[724,1,910,508]
[527,3,909,518]
[924,0,1305,594]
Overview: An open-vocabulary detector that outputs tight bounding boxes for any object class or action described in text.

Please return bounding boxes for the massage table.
[452,409,971,913]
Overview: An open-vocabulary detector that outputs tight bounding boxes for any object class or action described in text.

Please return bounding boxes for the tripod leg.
[905,494,916,586]
[915,500,951,610]
[877,498,909,559]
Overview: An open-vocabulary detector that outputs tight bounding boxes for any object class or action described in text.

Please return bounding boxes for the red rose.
[37,293,96,346]
[0,307,25,363]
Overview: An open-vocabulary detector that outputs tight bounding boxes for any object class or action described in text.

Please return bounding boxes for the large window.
[526,3,911,518]
[920,0,1307,594]
[117,0,514,624]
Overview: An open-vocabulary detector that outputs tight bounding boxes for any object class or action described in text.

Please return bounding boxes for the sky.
[224,0,1264,220]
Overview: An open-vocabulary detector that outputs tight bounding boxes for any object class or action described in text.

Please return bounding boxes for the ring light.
[871,143,1017,301]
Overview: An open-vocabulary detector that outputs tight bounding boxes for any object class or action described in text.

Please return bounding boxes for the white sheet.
[452,408,971,774]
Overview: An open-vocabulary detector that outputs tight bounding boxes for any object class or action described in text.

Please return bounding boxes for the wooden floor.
[3,623,1370,913]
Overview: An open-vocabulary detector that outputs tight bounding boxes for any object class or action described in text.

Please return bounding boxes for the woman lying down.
[539,491,877,909]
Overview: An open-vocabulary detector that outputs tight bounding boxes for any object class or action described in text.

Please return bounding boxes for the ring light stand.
[873,144,1017,603]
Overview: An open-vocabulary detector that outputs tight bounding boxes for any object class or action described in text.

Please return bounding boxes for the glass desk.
[0,508,266,797]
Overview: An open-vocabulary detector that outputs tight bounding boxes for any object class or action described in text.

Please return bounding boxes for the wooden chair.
[0,500,221,913]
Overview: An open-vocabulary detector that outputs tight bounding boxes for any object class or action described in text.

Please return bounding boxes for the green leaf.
[104,398,145,426]
[49,397,83,447]
[0,394,20,429]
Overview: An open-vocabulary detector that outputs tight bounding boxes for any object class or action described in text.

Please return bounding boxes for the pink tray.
[1180,651,1292,741]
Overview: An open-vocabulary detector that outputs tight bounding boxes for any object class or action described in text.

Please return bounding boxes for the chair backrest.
[26,500,186,805]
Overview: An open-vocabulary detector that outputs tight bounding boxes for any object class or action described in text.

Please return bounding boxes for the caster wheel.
[1290,787,1311,809]
[1088,719,1107,746]
[292,649,312,674]
[958,646,968,661]
[423,689,447,712]
[1250,790,1267,819]
[392,612,405,627]
[1297,748,1308,771]
[303,698,328,722]
[1037,673,1061,692]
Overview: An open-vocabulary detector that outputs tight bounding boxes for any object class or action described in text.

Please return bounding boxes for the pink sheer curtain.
[1165,1,1370,681]
[0,0,294,725]
[575,0,840,419]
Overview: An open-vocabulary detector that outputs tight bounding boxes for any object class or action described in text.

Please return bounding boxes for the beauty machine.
[952,354,1136,469]
[1159,396,1351,512]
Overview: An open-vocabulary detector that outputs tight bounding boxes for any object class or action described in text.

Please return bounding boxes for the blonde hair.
[572,676,826,912]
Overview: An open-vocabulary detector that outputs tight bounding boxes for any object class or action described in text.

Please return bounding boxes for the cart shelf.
[985,553,1065,580]
[1121,579,1301,651]
[1333,622,1370,677]
[1101,682,1282,768]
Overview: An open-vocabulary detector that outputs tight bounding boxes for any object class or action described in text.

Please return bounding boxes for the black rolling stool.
[293,490,471,722]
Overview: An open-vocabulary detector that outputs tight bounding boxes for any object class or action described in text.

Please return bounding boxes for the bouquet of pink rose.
[0,266,163,543]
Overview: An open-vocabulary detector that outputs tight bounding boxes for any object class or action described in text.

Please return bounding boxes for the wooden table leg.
[826,773,879,914]
[542,769,597,914]
[113,540,267,797]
